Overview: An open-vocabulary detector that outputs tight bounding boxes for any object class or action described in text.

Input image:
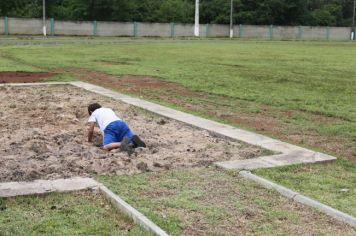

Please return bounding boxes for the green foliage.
[0,0,354,26]
[155,0,193,23]
[309,4,343,26]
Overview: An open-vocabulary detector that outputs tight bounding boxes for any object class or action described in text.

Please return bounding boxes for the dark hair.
[88,103,101,115]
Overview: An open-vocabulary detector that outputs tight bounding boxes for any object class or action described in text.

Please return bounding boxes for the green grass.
[97,168,356,235]
[0,37,355,222]
[254,159,356,216]
[0,55,41,72]
[0,191,150,236]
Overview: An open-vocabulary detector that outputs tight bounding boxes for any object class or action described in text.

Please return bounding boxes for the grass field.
[0,37,355,230]
[98,168,356,235]
[0,191,149,235]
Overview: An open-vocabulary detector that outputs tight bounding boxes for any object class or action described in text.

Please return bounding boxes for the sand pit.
[0,85,264,182]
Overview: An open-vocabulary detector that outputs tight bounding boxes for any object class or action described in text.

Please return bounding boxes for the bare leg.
[103,142,121,151]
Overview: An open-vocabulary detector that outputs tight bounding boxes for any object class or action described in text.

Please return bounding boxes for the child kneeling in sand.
[87,103,146,151]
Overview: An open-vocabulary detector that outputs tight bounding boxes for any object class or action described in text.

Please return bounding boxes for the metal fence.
[0,17,354,41]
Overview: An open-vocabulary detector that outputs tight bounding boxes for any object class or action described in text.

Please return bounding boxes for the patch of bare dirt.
[0,72,56,83]
[0,85,263,182]
[57,68,184,92]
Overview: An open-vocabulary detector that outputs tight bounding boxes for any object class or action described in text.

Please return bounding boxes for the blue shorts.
[103,120,134,146]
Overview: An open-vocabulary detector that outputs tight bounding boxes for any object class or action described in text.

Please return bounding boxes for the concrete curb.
[99,184,169,236]
[239,171,298,199]
[239,171,356,228]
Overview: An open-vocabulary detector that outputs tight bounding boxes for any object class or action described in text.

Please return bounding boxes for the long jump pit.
[0,83,264,182]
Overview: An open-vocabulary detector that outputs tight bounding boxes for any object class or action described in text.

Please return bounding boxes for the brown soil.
[0,85,263,182]
[60,68,355,161]
[0,72,56,83]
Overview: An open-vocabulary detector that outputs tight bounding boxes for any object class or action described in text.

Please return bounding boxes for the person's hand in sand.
[87,103,146,152]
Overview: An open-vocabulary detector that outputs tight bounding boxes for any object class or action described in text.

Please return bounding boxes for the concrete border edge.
[239,171,356,228]
[239,170,298,199]
[99,184,169,236]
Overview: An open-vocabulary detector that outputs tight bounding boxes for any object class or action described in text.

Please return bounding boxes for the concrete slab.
[0,178,98,198]
[262,151,336,164]
[215,158,277,170]
[51,177,98,192]
[216,150,336,170]
[70,81,337,170]
[0,180,54,197]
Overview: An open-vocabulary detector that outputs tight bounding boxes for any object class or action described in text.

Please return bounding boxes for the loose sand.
[0,85,264,182]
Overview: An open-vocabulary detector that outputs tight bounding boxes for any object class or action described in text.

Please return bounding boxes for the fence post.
[298,26,303,40]
[326,26,330,40]
[239,24,244,38]
[170,22,175,38]
[4,17,9,35]
[133,22,138,37]
[269,25,274,40]
[93,20,97,36]
[206,23,210,37]
[50,18,55,36]
[354,27,356,40]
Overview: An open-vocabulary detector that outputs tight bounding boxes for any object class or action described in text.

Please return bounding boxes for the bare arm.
[87,122,95,142]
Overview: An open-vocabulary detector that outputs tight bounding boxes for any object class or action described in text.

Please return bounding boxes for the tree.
[0,0,354,26]
[309,3,343,26]
[154,0,193,23]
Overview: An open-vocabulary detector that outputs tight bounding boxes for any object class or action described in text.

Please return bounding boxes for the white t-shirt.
[88,108,121,132]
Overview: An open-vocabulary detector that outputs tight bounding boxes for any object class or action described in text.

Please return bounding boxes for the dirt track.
[0,85,263,182]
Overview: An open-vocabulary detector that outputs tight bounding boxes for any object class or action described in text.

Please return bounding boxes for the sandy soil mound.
[0,85,264,182]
